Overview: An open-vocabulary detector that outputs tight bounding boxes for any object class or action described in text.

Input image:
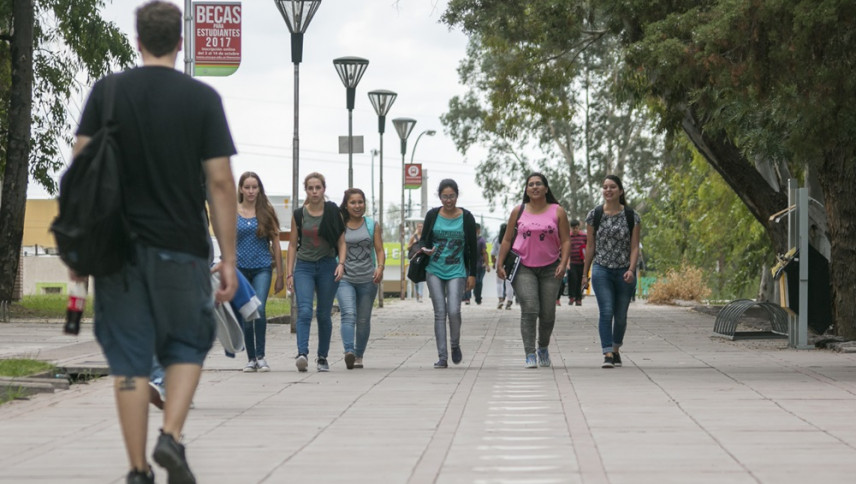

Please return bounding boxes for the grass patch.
[10,294,95,319]
[265,295,291,316]
[1,387,28,405]
[0,358,55,377]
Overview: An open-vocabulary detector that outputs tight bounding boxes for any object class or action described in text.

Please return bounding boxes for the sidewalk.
[1,299,855,483]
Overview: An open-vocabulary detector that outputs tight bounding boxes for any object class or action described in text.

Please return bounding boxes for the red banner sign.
[405,163,422,189]
[193,2,242,76]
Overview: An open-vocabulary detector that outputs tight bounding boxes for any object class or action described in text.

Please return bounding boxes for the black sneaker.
[434,359,448,369]
[613,352,622,367]
[126,468,155,484]
[153,430,196,484]
[451,346,463,364]
[602,355,615,369]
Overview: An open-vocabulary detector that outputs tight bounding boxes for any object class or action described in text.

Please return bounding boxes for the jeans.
[591,263,636,354]
[568,263,584,300]
[511,261,561,355]
[426,273,465,361]
[463,267,486,303]
[294,256,339,358]
[239,266,272,361]
[337,279,377,357]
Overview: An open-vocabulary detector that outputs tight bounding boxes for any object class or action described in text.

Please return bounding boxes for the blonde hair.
[304,172,326,188]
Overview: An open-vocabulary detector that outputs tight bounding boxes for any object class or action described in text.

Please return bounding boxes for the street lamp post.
[333,56,370,188]
[407,129,435,217]
[392,117,417,300]
[368,90,397,308]
[274,0,321,333]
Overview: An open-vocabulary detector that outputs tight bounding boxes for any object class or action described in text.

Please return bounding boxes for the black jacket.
[419,207,479,277]
[294,201,345,251]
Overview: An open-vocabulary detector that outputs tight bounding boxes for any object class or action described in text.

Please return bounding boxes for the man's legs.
[114,376,151,471]
[161,363,202,438]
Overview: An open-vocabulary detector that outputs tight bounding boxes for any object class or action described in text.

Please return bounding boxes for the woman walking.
[497,173,570,368]
[236,172,283,372]
[418,179,478,368]
[285,173,346,372]
[337,188,385,369]
[407,223,425,302]
[582,175,641,369]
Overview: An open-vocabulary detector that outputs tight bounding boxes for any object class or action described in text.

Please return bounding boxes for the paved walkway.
[1,299,855,483]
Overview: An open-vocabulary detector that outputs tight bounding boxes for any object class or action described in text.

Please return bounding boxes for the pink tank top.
[512,204,561,267]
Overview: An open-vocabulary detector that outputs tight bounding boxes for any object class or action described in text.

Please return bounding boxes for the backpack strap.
[593,204,635,232]
[364,216,377,266]
[592,204,604,230]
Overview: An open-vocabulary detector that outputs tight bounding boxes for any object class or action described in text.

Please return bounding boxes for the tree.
[0,0,134,300]
[443,0,856,337]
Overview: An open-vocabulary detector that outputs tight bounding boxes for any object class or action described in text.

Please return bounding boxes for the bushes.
[647,266,711,304]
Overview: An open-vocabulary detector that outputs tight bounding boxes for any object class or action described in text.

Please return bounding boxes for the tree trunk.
[817,152,856,339]
[0,0,34,301]
[680,107,788,252]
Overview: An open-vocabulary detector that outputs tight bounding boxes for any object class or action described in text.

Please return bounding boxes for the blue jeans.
[294,256,339,358]
[337,279,377,357]
[239,266,272,361]
[591,263,636,354]
[464,267,487,304]
[426,273,465,361]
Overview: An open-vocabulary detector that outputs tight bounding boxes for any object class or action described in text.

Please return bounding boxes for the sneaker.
[464,299,471,305]
[295,354,308,372]
[497,300,504,309]
[506,300,513,310]
[152,431,195,484]
[256,358,270,372]
[575,300,582,306]
[317,357,330,372]
[602,355,615,368]
[148,381,165,410]
[344,352,356,370]
[434,359,448,369]
[451,346,463,365]
[556,300,561,306]
[353,357,364,369]
[569,298,575,305]
[525,354,537,368]
[242,359,257,373]
[126,467,154,484]
[537,347,551,367]
[613,352,622,367]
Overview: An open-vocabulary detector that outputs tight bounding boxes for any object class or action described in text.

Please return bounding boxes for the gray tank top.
[343,221,375,284]
[296,210,335,262]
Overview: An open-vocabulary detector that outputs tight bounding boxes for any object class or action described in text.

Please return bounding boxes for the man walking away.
[70,2,238,483]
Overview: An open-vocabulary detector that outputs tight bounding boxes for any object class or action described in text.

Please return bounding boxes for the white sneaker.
[256,358,271,372]
[242,360,257,373]
[295,354,308,372]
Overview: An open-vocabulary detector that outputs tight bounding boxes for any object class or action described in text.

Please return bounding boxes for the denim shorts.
[93,244,215,377]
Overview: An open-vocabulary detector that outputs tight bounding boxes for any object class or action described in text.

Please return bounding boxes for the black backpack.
[51,76,132,276]
[592,204,635,232]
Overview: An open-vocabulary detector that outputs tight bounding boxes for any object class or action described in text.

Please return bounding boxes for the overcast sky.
[29,0,509,234]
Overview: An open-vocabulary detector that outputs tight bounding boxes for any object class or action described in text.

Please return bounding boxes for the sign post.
[193,2,242,77]
[404,163,422,189]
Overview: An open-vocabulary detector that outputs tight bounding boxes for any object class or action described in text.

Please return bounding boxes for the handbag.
[407,250,429,283]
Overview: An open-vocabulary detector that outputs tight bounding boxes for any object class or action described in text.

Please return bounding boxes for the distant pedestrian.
[497,173,570,368]
[337,188,385,369]
[418,179,478,368]
[490,223,514,310]
[407,222,425,302]
[582,175,641,369]
[236,172,284,373]
[286,172,346,372]
[567,220,587,306]
[71,2,239,482]
[463,223,490,305]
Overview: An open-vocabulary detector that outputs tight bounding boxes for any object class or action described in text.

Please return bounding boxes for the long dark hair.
[437,178,459,196]
[522,173,559,204]
[605,174,627,205]
[339,188,366,222]
[237,171,279,241]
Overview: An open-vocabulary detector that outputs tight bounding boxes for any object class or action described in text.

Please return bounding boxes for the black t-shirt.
[77,66,236,258]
